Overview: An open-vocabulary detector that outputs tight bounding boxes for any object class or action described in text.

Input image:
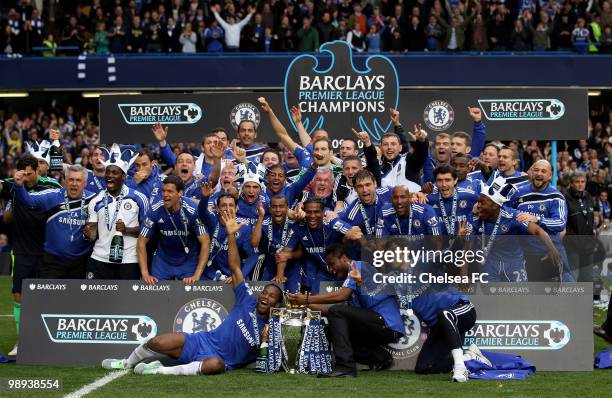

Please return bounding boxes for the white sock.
[157,361,201,376]
[451,348,466,370]
[126,344,158,367]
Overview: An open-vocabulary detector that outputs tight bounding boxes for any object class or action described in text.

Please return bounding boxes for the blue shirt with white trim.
[194,281,267,369]
[140,197,207,266]
[376,202,440,238]
[13,185,95,259]
[427,188,479,236]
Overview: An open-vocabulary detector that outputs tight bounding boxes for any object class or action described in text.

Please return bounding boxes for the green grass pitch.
[0,276,611,397]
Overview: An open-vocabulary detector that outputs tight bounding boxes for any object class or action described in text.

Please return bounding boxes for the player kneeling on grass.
[102,207,283,375]
[411,285,491,383]
[287,243,403,377]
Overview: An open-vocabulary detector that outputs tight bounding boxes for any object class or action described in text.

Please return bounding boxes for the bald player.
[508,160,573,281]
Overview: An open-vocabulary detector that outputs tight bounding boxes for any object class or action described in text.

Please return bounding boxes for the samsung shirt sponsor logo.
[41,314,157,344]
[464,320,570,350]
[58,217,87,226]
[118,103,202,124]
[478,99,565,121]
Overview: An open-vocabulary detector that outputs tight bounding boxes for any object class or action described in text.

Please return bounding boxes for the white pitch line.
[0,315,13,317]
[64,369,129,398]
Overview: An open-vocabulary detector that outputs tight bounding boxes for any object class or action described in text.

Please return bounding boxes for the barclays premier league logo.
[477,99,565,121]
[118,103,202,125]
[230,102,261,131]
[423,100,455,131]
[386,309,426,359]
[174,298,229,334]
[464,320,571,350]
[284,41,399,142]
[40,314,157,344]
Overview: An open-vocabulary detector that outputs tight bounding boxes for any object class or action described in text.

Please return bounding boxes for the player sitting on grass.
[101,207,283,375]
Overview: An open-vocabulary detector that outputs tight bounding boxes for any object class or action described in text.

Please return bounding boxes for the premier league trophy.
[279,302,307,374]
[264,292,330,375]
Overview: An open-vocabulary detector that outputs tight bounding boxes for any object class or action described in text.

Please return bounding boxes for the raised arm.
[207,141,224,187]
[353,128,382,186]
[290,105,312,147]
[468,107,486,158]
[258,97,299,152]
[251,199,266,248]
[213,10,231,31]
[13,172,56,209]
[152,122,176,167]
[222,207,245,288]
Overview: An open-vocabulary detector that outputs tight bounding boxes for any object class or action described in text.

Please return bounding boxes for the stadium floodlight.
[588,90,602,96]
[0,92,29,97]
[82,91,141,98]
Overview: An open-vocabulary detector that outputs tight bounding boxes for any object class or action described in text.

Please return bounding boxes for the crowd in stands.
[1,0,612,56]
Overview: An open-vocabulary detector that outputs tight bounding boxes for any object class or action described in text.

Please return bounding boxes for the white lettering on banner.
[298,75,385,91]
[56,318,129,332]
[490,102,545,112]
[129,106,182,116]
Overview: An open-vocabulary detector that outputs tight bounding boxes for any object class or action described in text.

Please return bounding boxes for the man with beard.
[276,198,363,293]
[287,244,403,377]
[341,170,392,237]
[84,145,149,280]
[250,195,302,291]
[137,176,210,284]
[376,186,439,240]
[86,146,108,194]
[102,207,283,375]
[426,165,479,238]
[461,177,564,282]
[334,129,381,211]
[198,193,259,281]
[508,160,573,281]
[153,122,224,182]
[379,114,428,192]
[0,155,63,356]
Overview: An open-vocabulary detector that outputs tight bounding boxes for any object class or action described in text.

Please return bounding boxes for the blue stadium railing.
[0,52,610,89]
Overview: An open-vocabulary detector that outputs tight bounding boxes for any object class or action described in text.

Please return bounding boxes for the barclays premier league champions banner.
[283,41,398,142]
[99,41,587,146]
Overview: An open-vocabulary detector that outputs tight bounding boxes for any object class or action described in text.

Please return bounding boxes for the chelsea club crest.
[174,298,229,334]
[423,100,454,131]
[230,103,261,131]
